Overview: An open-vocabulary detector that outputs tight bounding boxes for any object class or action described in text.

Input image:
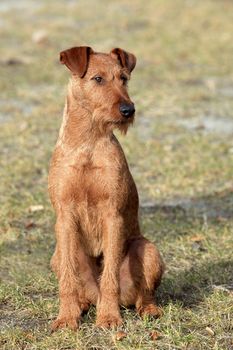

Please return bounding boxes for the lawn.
[0,0,232,349]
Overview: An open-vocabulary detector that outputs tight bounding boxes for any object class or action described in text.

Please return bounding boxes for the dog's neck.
[57,84,111,150]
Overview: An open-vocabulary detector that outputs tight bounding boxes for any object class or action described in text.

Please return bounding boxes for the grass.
[0,0,233,349]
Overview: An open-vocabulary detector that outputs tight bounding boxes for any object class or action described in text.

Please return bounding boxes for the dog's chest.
[72,147,131,256]
[71,140,130,206]
[51,137,136,256]
[76,204,104,256]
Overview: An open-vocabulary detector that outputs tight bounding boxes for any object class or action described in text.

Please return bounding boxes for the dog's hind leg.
[119,237,164,317]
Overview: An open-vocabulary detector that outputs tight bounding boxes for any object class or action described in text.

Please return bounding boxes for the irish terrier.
[48,46,164,330]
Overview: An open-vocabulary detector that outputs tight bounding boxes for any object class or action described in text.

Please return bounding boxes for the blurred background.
[0,1,232,349]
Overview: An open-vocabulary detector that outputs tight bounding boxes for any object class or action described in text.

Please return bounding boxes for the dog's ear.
[60,46,94,78]
[110,48,136,73]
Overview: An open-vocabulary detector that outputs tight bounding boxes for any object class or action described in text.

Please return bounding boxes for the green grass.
[0,0,233,349]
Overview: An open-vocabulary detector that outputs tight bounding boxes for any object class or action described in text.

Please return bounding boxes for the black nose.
[119,103,135,118]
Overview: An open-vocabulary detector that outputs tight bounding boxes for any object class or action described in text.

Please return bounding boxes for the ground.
[0,0,233,349]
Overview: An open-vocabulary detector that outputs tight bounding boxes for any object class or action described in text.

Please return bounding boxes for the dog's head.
[60,46,136,134]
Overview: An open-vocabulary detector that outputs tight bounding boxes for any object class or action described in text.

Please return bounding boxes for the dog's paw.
[51,315,80,331]
[137,304,163,318]
[96,314,123,328]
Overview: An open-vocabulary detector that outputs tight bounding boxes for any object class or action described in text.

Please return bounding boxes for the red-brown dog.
[48,46,164,330]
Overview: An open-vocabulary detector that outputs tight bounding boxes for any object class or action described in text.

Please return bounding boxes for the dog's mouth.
[113,116,135,125]
[114,120,130,125]
[105,114,135,133]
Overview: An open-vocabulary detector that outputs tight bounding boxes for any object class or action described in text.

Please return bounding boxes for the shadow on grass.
[140,187,233,220]
[157,259,233,308]
[139,188,233,308]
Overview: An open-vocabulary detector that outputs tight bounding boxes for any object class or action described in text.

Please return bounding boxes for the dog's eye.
[120,74,128,85]
[94,76,103,84]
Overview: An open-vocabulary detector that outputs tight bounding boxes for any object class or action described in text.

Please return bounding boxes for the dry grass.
[0,0,233,349]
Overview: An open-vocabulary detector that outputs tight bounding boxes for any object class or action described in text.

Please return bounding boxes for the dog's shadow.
[156,258,232,308]
[139,189,233,308]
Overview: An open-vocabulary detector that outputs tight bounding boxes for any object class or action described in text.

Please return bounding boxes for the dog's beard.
[113,118,133,134]
[92,109,134,135]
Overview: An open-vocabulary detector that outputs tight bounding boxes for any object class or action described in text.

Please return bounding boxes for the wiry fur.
[48,46,164,330]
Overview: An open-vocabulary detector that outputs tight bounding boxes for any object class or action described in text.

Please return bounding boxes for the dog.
[48,46,164,330]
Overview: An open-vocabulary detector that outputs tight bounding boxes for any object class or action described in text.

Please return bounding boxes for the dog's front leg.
[96,214,124,328]
[51,210,85,331]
